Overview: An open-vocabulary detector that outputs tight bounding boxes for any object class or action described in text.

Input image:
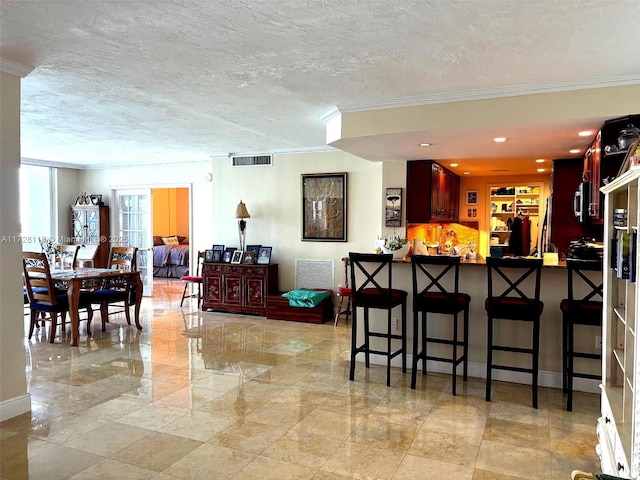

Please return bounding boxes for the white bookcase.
[599,169,640,478]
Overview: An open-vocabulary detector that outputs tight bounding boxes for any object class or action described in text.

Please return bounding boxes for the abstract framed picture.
[301,172,347,242]
[385,187,402,227]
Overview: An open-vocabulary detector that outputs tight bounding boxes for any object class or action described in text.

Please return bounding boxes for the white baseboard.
[360,354,600,393]
[0,393,31,422]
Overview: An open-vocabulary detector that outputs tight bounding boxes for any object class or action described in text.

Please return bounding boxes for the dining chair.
[348,252,408,387]
[485,256,543,408]
[87,246,138,331]
[180,251,205,307]
[334,256,352,326]
[23,251,93,343]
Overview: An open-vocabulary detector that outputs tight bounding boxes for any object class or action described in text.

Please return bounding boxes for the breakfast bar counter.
[358,256,599,392]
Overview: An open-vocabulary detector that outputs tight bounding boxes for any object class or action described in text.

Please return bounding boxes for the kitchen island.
[353,256,601,393]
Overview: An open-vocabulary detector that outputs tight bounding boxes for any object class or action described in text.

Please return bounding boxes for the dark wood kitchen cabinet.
[406,160,460,223]
[583,114,640,223]
[202,263,278,316]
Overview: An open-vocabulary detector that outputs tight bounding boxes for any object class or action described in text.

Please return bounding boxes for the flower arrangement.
[39,237,60,257]
[385,233,407,251]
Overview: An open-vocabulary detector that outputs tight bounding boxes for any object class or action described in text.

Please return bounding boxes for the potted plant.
[381,230,409,259]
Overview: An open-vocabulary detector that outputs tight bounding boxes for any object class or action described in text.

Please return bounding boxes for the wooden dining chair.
[23,252,93,343]
[87,246,138,331]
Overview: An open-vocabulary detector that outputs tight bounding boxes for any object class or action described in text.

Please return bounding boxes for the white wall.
[77,152,383,292]
[0,71,30,420]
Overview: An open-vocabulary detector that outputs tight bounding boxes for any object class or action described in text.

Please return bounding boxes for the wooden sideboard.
[202,263,278,316]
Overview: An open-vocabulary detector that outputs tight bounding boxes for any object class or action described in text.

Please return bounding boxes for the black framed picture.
[246,244,261,256]
[301,172,347,242]
[222,248,236,263]
[230,250,243,264]
[212,244,225,263]
[385,187,402,227]
[204,249,214,263]
[257,246,272,264]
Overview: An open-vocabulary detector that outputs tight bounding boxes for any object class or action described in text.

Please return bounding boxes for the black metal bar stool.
[561,258,603,411]
[349,252,408,387]
[410,254,470,395]
[485,256,543,408]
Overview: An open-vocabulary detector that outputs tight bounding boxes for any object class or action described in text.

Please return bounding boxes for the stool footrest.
[491,364,534,374]
[491,345,534,355]
[569,352,601,360]
[425,336,462,346]
[354,345,404,359]
[420,354,465,365]
[368,332,404,341]
[570,372,600,380]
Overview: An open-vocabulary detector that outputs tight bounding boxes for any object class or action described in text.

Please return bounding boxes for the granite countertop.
[393,255,568,268]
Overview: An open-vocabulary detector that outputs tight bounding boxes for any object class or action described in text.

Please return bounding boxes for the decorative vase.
[381,242,410,259]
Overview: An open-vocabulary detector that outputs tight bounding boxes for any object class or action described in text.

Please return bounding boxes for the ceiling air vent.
[231,154,272,167]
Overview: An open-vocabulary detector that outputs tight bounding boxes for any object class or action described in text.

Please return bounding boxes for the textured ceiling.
[1,0,640,170]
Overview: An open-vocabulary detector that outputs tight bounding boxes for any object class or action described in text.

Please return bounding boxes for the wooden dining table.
[50,268,143,346]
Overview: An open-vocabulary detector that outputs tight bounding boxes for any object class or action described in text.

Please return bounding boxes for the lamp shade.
[236,201,250,219]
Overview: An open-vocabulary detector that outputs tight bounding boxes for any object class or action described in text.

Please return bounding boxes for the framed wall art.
[385,187,402,227]
[301,172,347,242]
[466,190,479,206]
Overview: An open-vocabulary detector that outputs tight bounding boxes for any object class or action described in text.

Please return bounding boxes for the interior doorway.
[112,184,192,297]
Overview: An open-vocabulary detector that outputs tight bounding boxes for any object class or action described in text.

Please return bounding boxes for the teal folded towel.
[282,289,330,308]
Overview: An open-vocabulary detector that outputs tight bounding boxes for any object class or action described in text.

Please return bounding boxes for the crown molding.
[0,59,34,78]
[332,76,640,113]
[21,157,85,169]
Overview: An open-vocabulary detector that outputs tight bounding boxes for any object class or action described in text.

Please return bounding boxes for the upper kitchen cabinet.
[406,160,460,223]
[584,114,640,224]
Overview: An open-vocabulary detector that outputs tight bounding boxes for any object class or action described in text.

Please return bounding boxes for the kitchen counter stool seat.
[349,252,408,387]
[411,254,470,395]
[485,256,543,408]
[560,258,603,411]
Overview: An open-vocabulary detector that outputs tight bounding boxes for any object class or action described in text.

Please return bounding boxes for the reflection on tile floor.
[2,278,601,479]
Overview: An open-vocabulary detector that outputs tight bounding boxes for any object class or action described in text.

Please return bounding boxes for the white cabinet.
[600,169,640,478]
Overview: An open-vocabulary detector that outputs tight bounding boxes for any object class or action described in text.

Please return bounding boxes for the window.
[19,164,54,252]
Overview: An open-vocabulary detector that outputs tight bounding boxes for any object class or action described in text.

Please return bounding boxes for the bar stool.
[561,258,603,411]
[349,252,408,387]
[410,254,470,395]
[485,256,543,408]
[334,257,352,326]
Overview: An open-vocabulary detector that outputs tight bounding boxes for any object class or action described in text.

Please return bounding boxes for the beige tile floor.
[2,278,602,480]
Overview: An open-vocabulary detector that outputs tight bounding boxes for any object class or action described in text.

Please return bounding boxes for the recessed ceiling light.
[463,172,470,175]
[419,143,431,147]
[535,159,545,163]
[578,130,593,137]
[450,163,458,167]
[493,137,507,143]
[537,168,545,172]
[569,149,581,154]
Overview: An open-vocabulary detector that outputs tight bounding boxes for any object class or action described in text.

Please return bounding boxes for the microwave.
[573,181,592,224]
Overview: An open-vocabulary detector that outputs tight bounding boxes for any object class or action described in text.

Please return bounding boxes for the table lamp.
[236,200,251,252]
